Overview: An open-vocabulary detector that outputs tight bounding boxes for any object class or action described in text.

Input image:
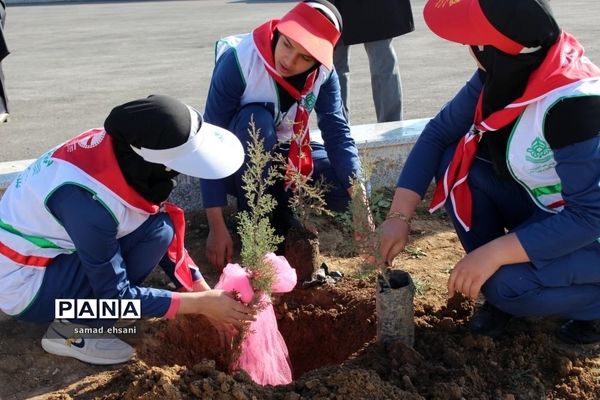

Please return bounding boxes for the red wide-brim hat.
[423,0,525,55]
[276,2,341,69]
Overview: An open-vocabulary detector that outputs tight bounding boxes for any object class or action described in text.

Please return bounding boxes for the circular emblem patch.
[77,130,106,149]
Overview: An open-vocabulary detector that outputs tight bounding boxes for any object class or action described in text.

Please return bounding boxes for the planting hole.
[136,280,375,380]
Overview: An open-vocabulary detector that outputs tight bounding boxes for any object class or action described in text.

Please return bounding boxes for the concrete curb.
[158,118,428,211]
[0,158,35,192]
[0,119,428,211]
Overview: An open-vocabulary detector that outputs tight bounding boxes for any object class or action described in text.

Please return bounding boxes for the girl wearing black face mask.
[380,0,600,344]
[0,95,256,365]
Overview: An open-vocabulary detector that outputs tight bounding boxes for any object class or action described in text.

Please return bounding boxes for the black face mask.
[471,0,560,178]
[104,95,191,204]
[112,139,179,204]
[471,44,550,118]
[471,44,548,178]
[475,0,560,116]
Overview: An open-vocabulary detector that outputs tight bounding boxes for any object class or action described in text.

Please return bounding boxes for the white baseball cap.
[130,105,244,179]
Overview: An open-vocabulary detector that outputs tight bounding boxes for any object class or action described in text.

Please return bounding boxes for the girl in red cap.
[380,0,600,343]
[200,1,361,271]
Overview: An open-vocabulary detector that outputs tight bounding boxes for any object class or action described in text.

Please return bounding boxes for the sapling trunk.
[281,139,333,284]
[284,226,320,284]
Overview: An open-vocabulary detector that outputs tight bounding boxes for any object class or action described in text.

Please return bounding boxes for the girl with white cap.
[380,0,600,343]
[0,95,256,364]
[200,1,361,270]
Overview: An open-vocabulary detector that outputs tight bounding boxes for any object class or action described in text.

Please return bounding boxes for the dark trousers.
[16,213,174,323]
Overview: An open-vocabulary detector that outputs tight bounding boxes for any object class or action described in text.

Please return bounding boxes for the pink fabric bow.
[215,253,297,385]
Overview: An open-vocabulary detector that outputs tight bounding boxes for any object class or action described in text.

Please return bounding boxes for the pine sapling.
[275,121,334,282]
[282,154,334,231]
[229,118,283,368]
[237,119,283,293]
[347,150,392,288]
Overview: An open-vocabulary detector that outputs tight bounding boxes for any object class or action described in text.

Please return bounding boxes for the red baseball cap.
[423,0,526,55]
[276,2,341,69]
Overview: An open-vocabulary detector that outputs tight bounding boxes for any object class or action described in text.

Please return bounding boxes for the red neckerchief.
[429,32,600,231]
[162,202,197,290]
[53,129,197,290]
[253,21,319,189]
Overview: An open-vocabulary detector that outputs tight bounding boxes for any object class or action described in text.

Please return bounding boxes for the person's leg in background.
[333,40,351,119]
[364,38,402,122]
[311,142,350,213]
[0,0,9,123]
[0,59,9,122]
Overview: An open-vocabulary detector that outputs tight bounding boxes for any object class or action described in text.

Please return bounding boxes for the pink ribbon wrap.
[215,253,297,385]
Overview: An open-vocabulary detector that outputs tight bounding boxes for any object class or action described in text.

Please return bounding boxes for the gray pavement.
[1,0,599,162]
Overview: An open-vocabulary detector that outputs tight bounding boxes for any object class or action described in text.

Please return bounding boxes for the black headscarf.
[304,0,343,32]
[104,95,192,204]
[473,0,560,176]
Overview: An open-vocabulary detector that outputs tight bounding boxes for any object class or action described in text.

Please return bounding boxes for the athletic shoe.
[556,320,600,344]
[41,320,134,365]
[468,302,513,338]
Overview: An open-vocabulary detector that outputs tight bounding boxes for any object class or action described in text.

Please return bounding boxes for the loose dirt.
[1,203,599,400]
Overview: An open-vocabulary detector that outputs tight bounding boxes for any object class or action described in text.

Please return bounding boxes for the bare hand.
[448,233,529,299]
[378,187,421,264]
[206,226,233,270]
[175,279,211,293]
[448,251,500,299]
[196,289,257,329]
[379,217,410,264]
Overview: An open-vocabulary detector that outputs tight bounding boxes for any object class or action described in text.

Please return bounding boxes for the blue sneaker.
[41,320,134,365]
